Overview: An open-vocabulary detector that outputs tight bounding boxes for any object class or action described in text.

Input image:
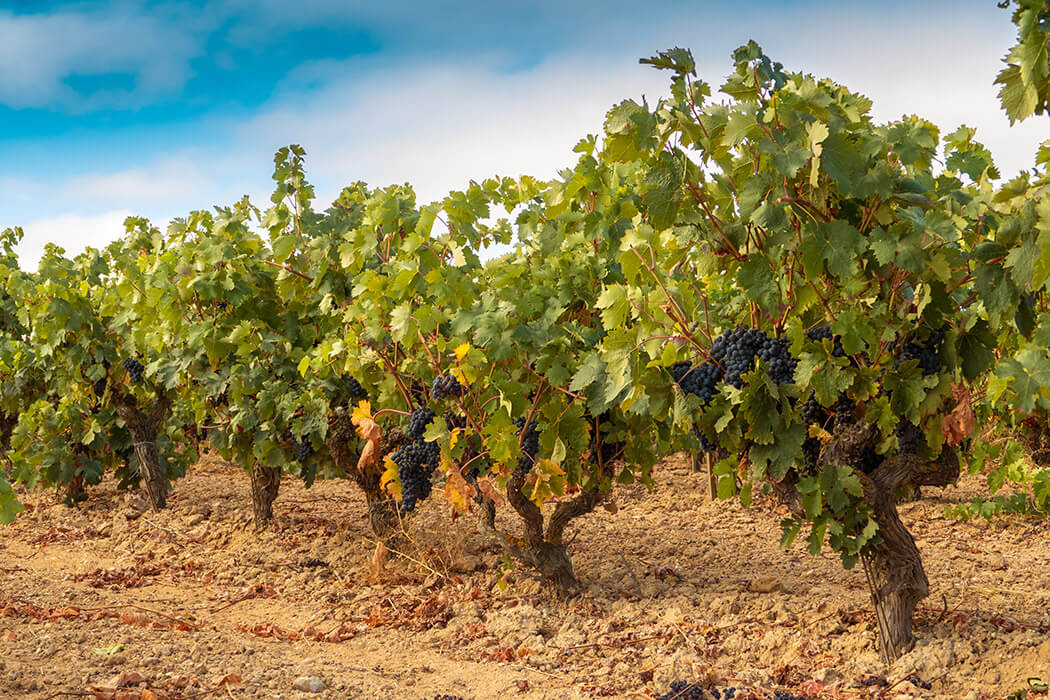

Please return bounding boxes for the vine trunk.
[250,465,281,529]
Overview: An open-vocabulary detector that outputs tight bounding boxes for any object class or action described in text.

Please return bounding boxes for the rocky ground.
[0,453,1048,700]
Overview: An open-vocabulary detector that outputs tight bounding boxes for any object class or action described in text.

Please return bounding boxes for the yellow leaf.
[380,457,402,501]
[451,366,468,386]
[442,458,476,513]
[449,427,461,449]
[351,400,372,427]
[528,459,566,509]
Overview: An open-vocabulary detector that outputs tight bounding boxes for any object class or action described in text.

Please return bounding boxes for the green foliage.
[995,0,1050,123]
[0,9,1047,620]
[946,439,1050,519]
[599,41,999,559]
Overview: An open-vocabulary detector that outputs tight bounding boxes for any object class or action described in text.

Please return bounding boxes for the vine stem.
[373,408,410,419]
[370,343,414,410]
[683,183,746,261]
[631,248,705,358]
[263,259,314,283]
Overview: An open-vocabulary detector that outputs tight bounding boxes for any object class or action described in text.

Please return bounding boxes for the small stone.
[126,494,150,513]
[749,576,781,593]
[293,676,325,693]
[101,653,126,667]
[815,668,842,684]
[185,514,205,527]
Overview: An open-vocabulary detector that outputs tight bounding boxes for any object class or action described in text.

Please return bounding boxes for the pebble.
[749,576,781,593]
[293,676,326,693]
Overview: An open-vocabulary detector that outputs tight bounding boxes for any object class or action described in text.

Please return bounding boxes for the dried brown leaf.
[476,477,505,506]
[942,383,975,446]
[370,540,388,580]
[356,418,382,471]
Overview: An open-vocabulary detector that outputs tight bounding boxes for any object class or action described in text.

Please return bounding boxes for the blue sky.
[1,0,1046,268]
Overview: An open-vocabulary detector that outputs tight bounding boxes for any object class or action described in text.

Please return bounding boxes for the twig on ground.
[141,515,189,541]
[78,602,201,630]
[552,633,669,653]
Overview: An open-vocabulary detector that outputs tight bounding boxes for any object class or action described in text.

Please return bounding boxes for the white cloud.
[745,3,1043,177]
[4,0,1047,270]
[60,157,217,208]
[239,53,672,203]
[0,7,199,109]
[17,210,136,271]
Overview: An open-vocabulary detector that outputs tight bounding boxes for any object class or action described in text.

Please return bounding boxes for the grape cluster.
[346,377,367,400]
[514,417,540,473]
[657,681,704,700]
[671,361,722,404]
[710,327,797,388]
[123,357,144,383]
[657,682,738,700]
[444,412,466,431]
[92,377,107,398]
[806,325,846,357]
[295,439,313,463]
[895,330,944,377]
[772,691,805,700]
[896,420,924,455]
[801,394,828,426]
[758,337,798,384]
[831,393,855,427]
[410,380,427,404]
[432,374,463,400]
[392,439,441,512]
[407,407,435,441]
[798,394,830,474]
[697,431,717,453]
[802,436,821,474]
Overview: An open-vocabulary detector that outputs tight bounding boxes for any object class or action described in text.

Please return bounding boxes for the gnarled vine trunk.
[480,449,611,595]
[0,411,16,457]
[502,468,580,593]
[250,464,281,529]
[774,422,960,663]
[326,406,405,539]
[861,442,959,662]
[113,390,170,511]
